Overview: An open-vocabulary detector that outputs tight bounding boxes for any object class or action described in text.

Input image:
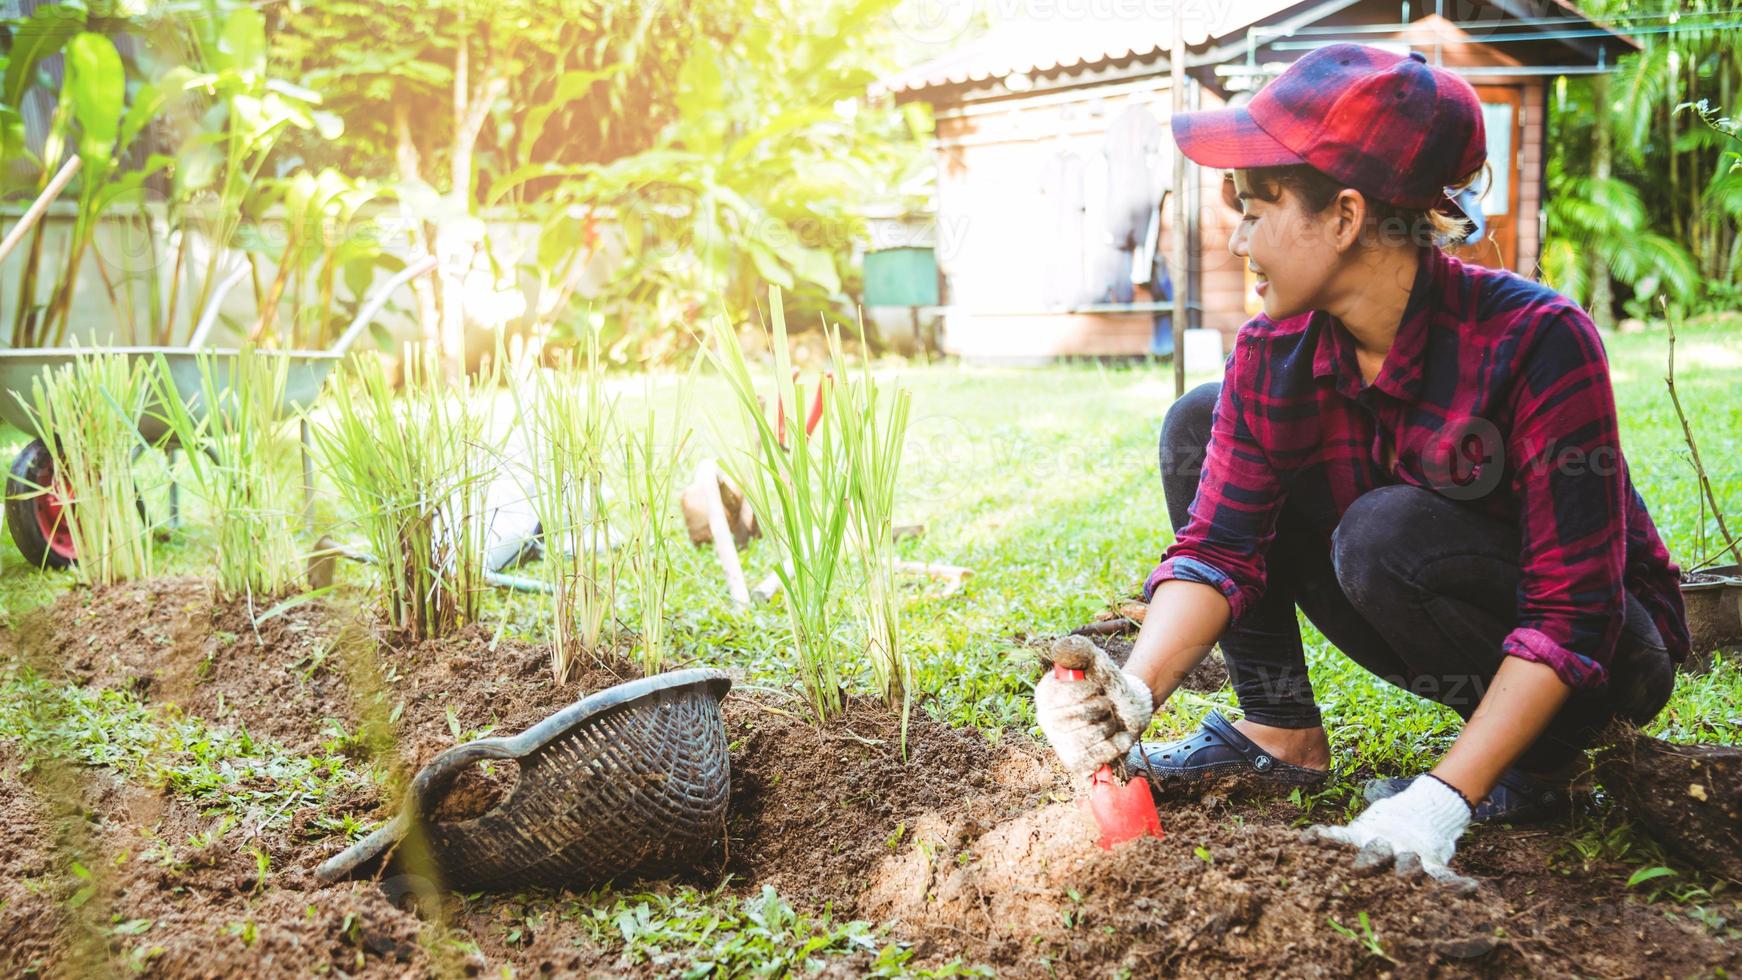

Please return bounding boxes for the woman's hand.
[1035,636,1154,776]
[1305,775,1478,891]
[1034,580,1230,777]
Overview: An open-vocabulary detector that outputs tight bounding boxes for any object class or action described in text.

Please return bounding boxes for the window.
[1476,102,1513,216]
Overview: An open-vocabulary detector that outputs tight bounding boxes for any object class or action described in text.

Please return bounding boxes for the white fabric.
[1306,776,1475,888]
[1035,646,1154,777]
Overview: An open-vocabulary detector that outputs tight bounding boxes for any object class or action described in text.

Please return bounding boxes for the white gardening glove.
[1034,635,1154,778]
[1305,775,1478,891]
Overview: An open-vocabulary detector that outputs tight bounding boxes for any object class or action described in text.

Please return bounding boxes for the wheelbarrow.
[2,254,437,569]
[317,668,733,892]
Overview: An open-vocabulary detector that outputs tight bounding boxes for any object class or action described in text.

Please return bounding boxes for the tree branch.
[393,102,423,184]
[1665,300,1742,569]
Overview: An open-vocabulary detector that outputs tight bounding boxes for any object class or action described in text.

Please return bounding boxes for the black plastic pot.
[1680,564,1742,674]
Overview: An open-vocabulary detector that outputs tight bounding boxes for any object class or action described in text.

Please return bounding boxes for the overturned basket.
[318,669,732,891]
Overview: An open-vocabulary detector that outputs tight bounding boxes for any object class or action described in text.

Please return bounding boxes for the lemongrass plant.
[19,352,158,584]
[150,347,302,601]
[825,322,913,739]
[618,369,696,676]
[508,332,618,683]
[709,288,854,722]
[312,351,494,640]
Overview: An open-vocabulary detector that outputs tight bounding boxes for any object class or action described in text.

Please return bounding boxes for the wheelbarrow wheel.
[6,439,77,570]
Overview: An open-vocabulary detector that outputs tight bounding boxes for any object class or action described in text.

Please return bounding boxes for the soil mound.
[724,697,1059,915]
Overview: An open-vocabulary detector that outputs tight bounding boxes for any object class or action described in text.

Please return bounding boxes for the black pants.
[1159,382,1672,772]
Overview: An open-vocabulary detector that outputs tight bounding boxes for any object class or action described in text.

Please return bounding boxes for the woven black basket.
[317,668,732,891]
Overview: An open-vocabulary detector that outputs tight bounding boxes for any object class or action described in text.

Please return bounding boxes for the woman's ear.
[1330,188,1366,253]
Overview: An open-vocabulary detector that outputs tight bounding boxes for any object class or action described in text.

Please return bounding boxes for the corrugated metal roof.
[872,0,1301,97]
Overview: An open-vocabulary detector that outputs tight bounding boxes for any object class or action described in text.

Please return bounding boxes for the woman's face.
[1225,170,1343,321]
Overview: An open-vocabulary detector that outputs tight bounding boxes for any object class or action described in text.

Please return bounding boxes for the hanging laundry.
[1038,147,1088,308]
[1092,105,1171,305]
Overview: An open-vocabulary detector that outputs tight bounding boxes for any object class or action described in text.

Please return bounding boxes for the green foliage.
[1,1,87,114]
[242,168,393,350]
[166,6,336,347]
[3,16,168,346]
[710,289,856,721]
[507,333,620,681]
[0,666,363,824]
[277,0,927,363]
[700,297,911,731]
[1,0,342,347]
[619,372,696,676]
[271,0,715,181]
[17,352,157,585]
[501,18,928,362]
[825,322,914,738]
[1326,911,1393,964]
[1541,169,1700,308]
[311,350,496,640]
[148,348,303,601]
[1546,4,1742,315]
[573,882,990,977]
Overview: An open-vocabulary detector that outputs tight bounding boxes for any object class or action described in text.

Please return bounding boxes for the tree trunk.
[433,33,506,380]
[1689,56,1708,280]
[1591,72,1614,330]
[394,101,443,361]
[1667,71,1681,244]
[1724,54,1737,283]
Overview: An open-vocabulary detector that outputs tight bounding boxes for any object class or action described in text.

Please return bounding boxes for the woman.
[1036,44,1688,887]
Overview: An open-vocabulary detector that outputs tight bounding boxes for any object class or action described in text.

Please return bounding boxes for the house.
[874,0,1636,361]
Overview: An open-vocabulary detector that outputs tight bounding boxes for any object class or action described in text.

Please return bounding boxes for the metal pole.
[1171,18,1188,399]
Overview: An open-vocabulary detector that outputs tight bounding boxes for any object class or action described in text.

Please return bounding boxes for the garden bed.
[1,582,1738,976]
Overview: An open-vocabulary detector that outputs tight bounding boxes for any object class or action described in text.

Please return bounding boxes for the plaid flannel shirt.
[1146,247,1690,689]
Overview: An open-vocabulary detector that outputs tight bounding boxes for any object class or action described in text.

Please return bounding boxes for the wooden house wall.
[930,29,1570,359]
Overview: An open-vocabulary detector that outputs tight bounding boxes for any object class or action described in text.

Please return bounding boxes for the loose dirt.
[2,582,1737,977]
[1597,722,1742,884]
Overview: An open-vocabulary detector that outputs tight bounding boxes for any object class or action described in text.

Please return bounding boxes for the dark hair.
[1230,164,1485,247]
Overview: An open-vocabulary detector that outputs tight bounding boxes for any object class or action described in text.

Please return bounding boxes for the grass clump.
[0,666,363,825]
[618,375,693,676]
[16,352,157,585]
[151,347,303,601]
[508,334,619,682]
[827,323,914,737]
[312,351,495,640]
[572,882,990,977]
[710,289,854,722]
[709,290,915,732]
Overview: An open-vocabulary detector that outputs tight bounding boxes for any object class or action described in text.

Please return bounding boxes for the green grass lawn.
[1,314,1739,970]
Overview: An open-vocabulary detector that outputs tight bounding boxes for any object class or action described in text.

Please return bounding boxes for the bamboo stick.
[0,155,82,268]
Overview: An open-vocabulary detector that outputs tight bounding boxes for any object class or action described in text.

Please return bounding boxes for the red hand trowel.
[1054,663,1165,849]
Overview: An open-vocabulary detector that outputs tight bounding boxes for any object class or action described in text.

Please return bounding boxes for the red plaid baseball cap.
[1171,43,1485,210]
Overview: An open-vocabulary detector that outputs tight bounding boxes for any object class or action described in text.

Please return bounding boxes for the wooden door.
[1448,85,1522,272]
